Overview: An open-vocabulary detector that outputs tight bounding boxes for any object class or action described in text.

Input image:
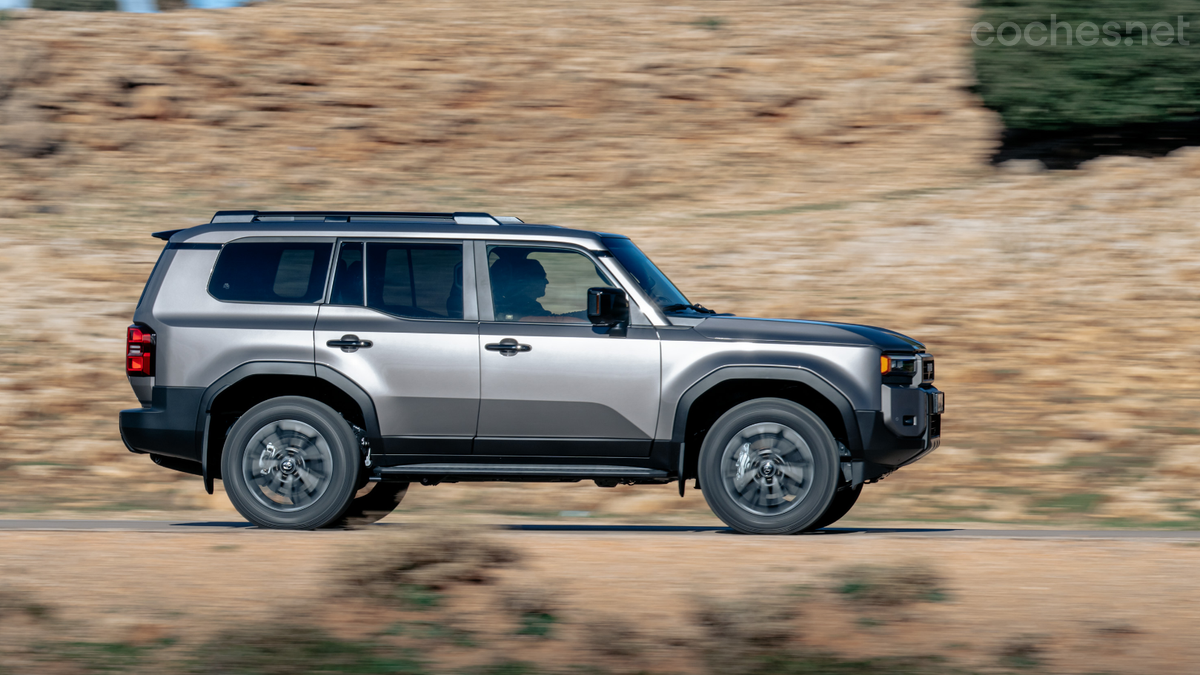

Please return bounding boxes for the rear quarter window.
[208,242,333,304]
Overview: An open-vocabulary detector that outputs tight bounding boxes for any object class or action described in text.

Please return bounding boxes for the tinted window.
[209,242,332,304]
[487,245,612,322]
[601,236,689,310]
[366,242,463,319]
[329,242,364,306]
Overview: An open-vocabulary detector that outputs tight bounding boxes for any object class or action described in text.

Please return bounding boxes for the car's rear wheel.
[698,398,839,535]
[807,484,862,531]
[221,396,360,530]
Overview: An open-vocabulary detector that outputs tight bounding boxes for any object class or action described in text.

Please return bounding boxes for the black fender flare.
[670,365,863,473]
[197,361,380,493]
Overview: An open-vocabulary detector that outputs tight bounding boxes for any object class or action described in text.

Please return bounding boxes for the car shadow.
[170,521,256,528]
[495,525,961,535]
[165,522,963,535]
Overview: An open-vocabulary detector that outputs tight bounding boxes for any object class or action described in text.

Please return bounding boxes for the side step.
[377,463,671,481]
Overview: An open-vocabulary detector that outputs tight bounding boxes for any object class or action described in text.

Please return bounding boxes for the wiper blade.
[662,303,716,314]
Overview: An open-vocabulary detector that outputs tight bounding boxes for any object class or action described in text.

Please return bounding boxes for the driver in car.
[492,256,551,321]
[491,254,589,322]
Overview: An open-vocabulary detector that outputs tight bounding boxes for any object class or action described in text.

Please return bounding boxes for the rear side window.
[366,242,463,319]
[209,242,333,304]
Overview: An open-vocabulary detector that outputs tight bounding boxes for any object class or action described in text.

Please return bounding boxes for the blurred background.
[4,0,1200,526]
[4,2,1200,674]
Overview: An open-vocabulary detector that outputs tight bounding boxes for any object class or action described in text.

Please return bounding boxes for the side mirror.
[587,287,629,335]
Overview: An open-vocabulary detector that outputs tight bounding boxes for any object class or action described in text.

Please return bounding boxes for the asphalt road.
[1,520,1199,539]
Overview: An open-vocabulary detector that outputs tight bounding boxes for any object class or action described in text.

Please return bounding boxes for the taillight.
[126,324,155,376]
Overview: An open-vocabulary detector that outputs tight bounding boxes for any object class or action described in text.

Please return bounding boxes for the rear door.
[315,239,480,457]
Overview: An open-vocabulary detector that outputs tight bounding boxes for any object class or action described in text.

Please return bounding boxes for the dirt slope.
[0,0,994,216]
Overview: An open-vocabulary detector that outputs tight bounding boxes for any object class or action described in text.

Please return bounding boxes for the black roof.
[210,210,521,225]
[153,210,534,241]
[150,210,627,244]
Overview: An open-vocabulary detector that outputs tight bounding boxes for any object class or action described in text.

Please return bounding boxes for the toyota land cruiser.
[119,210,943,533]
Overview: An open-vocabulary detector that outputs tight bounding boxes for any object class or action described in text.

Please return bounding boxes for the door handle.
[485,338,532,355]
[326,334,373,353]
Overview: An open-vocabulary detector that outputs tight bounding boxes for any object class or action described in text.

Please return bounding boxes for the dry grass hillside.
[0,0,1198,525]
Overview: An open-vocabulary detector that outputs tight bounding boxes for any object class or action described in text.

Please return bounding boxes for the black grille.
[929,414,941,439]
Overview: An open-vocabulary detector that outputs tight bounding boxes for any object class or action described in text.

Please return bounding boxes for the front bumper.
[118,386,205,463]
[856,385,942,469]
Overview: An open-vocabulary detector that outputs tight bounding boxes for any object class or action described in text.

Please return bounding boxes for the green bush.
[31,0,117,10]
[974,0,1200,130]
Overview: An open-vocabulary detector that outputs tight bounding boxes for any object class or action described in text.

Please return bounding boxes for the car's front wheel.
[221,396,360,530]
[698,398,839,535]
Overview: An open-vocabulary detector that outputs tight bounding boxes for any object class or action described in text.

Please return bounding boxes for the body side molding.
[197,361,382,493]
[670,365,863,453]
[379,464,670,479]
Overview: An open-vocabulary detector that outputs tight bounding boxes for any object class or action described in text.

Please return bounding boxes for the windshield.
[602,237,691,311]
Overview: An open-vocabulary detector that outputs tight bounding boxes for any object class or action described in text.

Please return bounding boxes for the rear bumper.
[118,386,205,463]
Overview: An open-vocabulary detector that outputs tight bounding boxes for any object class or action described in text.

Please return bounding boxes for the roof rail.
[209,210,524,226]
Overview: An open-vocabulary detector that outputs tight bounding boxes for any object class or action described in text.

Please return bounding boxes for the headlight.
[880,355,918,375]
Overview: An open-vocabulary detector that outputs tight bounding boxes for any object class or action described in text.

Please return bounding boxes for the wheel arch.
[198,362,379,493]
[673,366,861,483]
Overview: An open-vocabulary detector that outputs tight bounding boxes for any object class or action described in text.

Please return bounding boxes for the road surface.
[1,519,1198,539]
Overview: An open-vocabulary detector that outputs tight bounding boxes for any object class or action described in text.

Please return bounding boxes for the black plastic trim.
[196,361,383,490]
[166,242,223,250]
[678,442,687,496]
[473,437,651,457]
[380,437,473,455]
[671,366,863,452]
[379,463,670,481]
[212,210,459,224]
[119,386,206,462]
[854,385,942,469]
[151,454,203,477]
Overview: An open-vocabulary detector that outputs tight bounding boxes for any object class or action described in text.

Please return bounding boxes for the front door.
[476,242,661,457]
[315,239,479,457]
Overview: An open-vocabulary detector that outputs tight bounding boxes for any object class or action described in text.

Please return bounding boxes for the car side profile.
[119,210,943,534]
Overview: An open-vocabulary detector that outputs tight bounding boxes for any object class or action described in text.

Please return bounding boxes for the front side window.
[366,242,464,319]
[488,245,613,323]
[209,241,332,304]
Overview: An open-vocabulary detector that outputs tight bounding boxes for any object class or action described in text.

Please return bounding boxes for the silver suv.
[119,210,943,533]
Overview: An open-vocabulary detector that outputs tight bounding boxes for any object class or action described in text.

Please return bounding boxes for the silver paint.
[147,249,319,387]
[315,305,480,438]
[478,329,661,440]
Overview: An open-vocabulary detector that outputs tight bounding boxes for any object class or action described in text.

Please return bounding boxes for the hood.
[692,316,925,352]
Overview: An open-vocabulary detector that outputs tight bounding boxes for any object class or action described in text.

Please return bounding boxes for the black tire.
[807,484,862,531]
[221,396,360,530]
[335,481,409,528]
[698,398,840,535]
